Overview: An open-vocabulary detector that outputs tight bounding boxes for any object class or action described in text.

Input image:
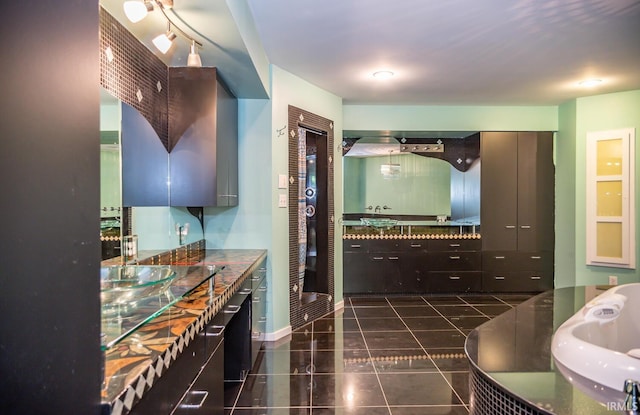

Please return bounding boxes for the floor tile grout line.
[353,296,393,415]
[387,297,469,411]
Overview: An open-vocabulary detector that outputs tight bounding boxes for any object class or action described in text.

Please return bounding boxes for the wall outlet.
[608,275,618,286]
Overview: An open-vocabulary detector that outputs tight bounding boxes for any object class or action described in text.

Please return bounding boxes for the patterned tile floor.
[224,294,533,415]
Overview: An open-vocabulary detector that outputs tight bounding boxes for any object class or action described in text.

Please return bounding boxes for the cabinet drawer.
[483,251,552,272]
[223,278,252,325]
[343,240,367,252]
[367,239,402,252]
[428,251,481,271]
[427,271,482,293]
[398,239,428,252]
[428,239,481,252]
[174,338,224,415]
[482,271,553,293]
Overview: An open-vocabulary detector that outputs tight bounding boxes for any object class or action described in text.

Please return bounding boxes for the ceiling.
[102,0,640,106]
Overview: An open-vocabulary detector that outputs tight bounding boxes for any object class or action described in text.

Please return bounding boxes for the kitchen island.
[101,248,267,415]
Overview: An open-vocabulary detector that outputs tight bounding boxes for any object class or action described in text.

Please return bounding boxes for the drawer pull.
[449,256,461,260]
[179,391,209,409]
[239,288,252,295]
[258,287,267,292]
[531,256,541,260]
[449,243,461,247]
[206,325,225,337]
[505,225,516,229]
[388,256,399,260]
[494,256,506,260]
[410,244,422,248]
[530,276,542,280]
[253,296,260,301]
[449,276,461,280]
[224,305,241,314]
[494,276,505,280]
[373,257,384,260]
[520,225,531,229]
[351,244,361,248]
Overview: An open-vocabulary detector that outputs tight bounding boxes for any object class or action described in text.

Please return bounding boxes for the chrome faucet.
[383,205,392,210]
[624,379,640,413]
[374,205,381,214]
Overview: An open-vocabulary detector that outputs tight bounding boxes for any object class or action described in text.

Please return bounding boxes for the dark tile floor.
[224,294,533,415]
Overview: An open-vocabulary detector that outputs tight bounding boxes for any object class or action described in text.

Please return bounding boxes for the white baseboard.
[264,325,292,342]
[334,300,345,311]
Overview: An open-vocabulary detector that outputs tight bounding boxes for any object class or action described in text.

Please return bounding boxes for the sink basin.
[101,265,176,317]
[360,217,399,229]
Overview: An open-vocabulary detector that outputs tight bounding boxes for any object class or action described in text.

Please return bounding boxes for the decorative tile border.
[343,233,482,240]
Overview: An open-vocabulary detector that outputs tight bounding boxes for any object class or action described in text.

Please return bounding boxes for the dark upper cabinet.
[480,131,554,252]
[169,67,238,207]
[121,102,170,207]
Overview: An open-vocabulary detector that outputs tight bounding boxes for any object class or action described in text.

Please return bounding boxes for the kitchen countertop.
[102,249,267,413]
[465,286,622,414]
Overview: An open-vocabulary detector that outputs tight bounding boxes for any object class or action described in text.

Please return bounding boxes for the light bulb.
[152,32,176,54]
[123,1,153,23]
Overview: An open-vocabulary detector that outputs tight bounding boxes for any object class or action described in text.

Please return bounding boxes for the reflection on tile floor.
[224,294,532,415]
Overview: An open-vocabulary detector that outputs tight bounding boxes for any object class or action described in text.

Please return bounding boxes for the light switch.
[278,194,287,207]
[278,174,288,189]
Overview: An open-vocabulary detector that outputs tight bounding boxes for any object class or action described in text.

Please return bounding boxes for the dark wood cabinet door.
[480,132,518,251]
[121,102,169,206]
[343,252,374,294]
[216,80,239,206]
[517,132,554,251]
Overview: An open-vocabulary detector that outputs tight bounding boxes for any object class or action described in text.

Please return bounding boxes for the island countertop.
[102,249,267,415]
[465,285,620,415]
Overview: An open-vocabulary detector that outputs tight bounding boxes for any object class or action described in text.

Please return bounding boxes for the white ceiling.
[102,0,640,106]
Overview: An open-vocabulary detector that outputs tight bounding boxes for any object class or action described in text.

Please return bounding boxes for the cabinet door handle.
[258,287,267,292]
[505,225,516,229]
[373,257,384,260]
[206,325,225,337]
[239,288,252,295]
[449,276,461,280]
[530,276,542,280]
[388,256,399,260]
[410,244,422,248]
[520,225,531,229]
[494,256,506,260]
[449,243,461,247]
[530,256,541,260]
[449,256,461,260]
[224,304,241,314]
[179,391,209,409]
[253,296,260,301]
[494,276,505,280]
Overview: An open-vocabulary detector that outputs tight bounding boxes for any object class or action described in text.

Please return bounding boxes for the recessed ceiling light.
[578,78,603,87]
[373,70,394,80]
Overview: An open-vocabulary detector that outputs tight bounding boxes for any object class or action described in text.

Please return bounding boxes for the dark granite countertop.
[465,285,622,414]
[102,249,267,413]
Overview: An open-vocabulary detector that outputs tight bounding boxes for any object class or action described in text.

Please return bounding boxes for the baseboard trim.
[264,325,292,342]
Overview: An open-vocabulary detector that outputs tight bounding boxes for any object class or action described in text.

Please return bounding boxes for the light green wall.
[571,90,640,285]
[100,148,120,216]
[555,100,577,287]
[344,105,558,131]
[269,65,344,333]
[344,155,451,216]
[205,65,343,335]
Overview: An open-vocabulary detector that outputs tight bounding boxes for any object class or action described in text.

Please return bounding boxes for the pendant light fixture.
[187,40,202,67]
[380,150,401,178]
[123,0,204,64]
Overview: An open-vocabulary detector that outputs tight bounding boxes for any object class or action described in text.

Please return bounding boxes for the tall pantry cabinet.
[480,131,555,292]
